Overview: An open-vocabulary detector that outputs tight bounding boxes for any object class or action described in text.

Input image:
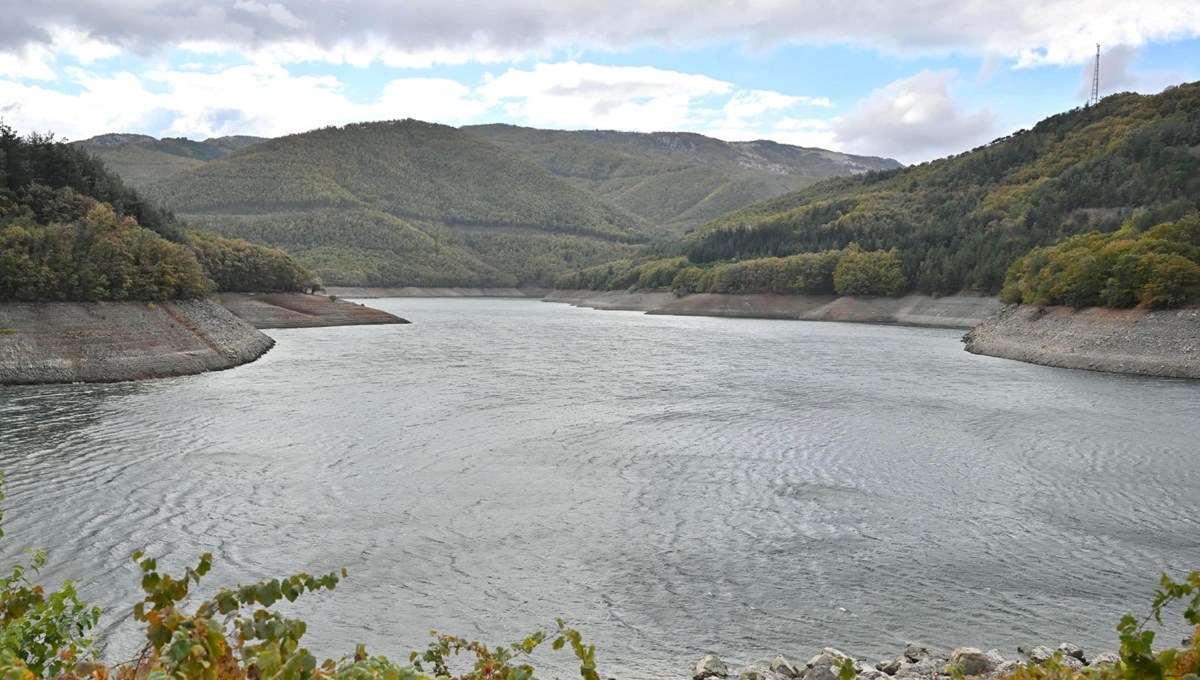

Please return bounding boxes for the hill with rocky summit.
[466,124,901,233]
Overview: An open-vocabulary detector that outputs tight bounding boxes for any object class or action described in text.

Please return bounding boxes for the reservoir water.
[1,298,1197,678]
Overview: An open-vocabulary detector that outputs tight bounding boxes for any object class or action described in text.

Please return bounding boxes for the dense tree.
[610,82,1200,299]
[0,203,208,301]
[1001,210,1200,309]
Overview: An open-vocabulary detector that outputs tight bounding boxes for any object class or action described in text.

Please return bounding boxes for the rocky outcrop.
[0,300,274,385]
[963,304,1200,379]
[545,290,1002,329]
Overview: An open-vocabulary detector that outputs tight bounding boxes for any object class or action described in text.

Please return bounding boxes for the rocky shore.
[217,292,409,328]
[324,286,548,299]
[963,304,1200,379]
[545,290,1003,330]
[0,299,275,385]
[0,293,409,385]
[692,642,1119,680]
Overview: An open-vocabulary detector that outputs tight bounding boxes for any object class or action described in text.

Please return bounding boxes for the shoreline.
[0,293,409,386]
[691,641,1117,680]
[963,304,1200,380]
[544,289,1003,330]
[324,286,548,299]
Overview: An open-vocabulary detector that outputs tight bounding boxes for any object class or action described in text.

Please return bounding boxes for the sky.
[0,1,1199,164]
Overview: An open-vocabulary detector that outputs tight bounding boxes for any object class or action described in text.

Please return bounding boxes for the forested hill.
[142,120,659,288]
[1,125,314,301]
[587,81,1200,299]
[73,134,264,188]
[466,124,901,233]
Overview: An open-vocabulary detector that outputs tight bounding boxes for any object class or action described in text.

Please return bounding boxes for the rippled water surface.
[1,298,1198,677]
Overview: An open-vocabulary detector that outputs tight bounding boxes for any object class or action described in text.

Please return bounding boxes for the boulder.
[803,649,857,680]
[1023,646,1054,664]
[1055,656,1085,672]
[1056,643,1085,663]
[904,645,936,663]
[771,656,803,679]
[1088,652,1120,668]
[859,669,889,680]
[893,659,943,679]
[876,657,904,675]
[985,651,1006,669]
[695,655,730,680]
[737,665,775,680]
[949,648,995,676]
[996,661,1021,675]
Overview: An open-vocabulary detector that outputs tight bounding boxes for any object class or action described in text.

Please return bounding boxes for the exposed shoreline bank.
[325,286,548,299]
[0,299,274,385]
[0,293,409,385]
[544,289,1003,329]
[963,304,1200,379]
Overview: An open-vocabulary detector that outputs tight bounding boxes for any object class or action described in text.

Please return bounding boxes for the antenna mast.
[1090,44,1100,106]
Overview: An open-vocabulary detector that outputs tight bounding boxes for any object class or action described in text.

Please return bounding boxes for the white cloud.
[3,1,1200,69]
[833,70,998,164]
[477,62,732,130]
[0,64,489,140]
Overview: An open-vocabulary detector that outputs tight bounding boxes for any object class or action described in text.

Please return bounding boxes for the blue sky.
[1,1,1198,163]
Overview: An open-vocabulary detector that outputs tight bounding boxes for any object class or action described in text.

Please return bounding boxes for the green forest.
[466,124,900,233]
[135,119,660,287]
[566,82,1200,309]
[0,124,315,301]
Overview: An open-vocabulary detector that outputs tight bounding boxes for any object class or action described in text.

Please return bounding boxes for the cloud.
[0,64,488,140]
[3,1,1200,68]
[833,70,998,164]
[477,62,732,130]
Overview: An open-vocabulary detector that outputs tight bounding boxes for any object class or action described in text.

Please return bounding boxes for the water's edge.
[963,304,1200,379]
[0,294,407,384]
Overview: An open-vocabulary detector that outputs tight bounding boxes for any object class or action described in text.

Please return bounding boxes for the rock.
[1088,652,1120,668]
[996,661,1021,674]
[1056,643,1086,663]
[1055,656,1084,672]
[949,648,995,676]
[737,665,776,680]
[985,651,1006,668]
[903,645,935,663]
[859,670,889,680]
[803,649,857,680]
[1024,646,1054,664]
[893,659,943,679]
[695,655,730,680]
[876,657,904,675]
[772,656,803,679]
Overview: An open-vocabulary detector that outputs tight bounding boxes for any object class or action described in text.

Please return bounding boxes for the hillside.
[466,124,901,233]
[74,134,264,188]
[144,120,656,287]
[569,82,1200,301]
[0,124,315,301]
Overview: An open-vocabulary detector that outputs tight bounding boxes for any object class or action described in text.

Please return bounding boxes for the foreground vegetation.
[0,125,316,301]
[573,82,1200,307]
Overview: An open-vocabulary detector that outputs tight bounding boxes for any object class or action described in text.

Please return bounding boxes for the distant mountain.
[74,133,266,188]
[564,81,1200,303]
[465,125,901,232]
[143,120,657,287]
